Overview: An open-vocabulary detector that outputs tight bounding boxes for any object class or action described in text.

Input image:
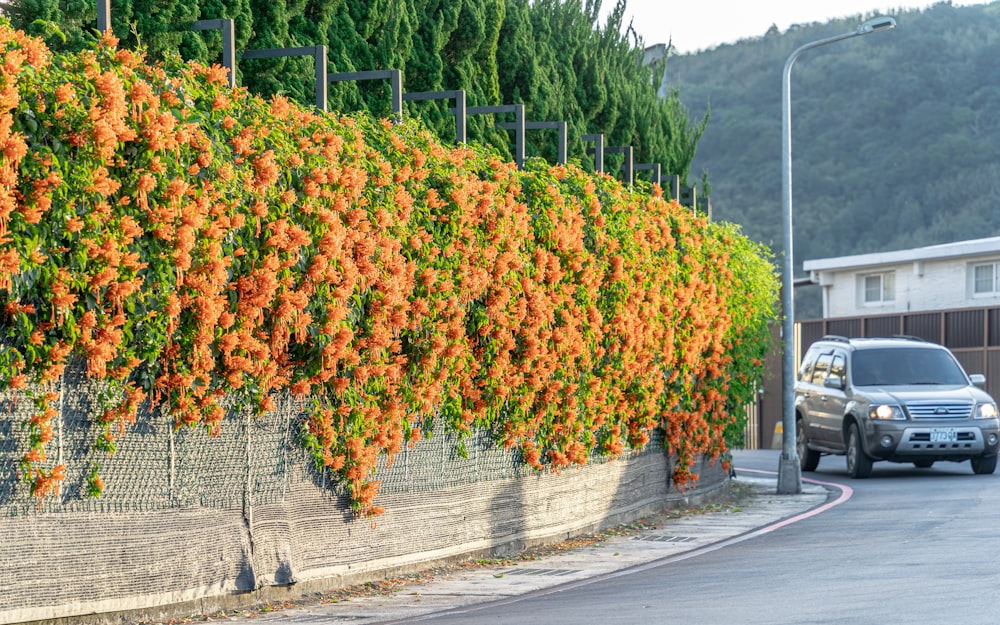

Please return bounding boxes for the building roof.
[803,236,1000,273]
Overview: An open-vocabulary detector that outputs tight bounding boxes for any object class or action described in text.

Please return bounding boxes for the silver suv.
[795,335,1000,477]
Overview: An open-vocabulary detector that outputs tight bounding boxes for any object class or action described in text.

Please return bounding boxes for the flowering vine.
[0,23,779,515]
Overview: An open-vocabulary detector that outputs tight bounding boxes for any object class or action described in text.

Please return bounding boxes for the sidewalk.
[180,470,832,625]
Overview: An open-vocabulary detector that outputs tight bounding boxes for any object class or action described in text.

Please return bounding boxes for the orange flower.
[22,448,45,463]
[54,83,74,103]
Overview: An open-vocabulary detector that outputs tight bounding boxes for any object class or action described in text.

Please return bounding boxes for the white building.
[803,236,1000,318]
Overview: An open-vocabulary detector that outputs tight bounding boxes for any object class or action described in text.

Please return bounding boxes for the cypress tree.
[450,0,507,158]
[496,0,538,109]
[243,0,306,102]
[403,0,462,139]
[326,0,410,117]
[126,0,201,62]
[2,0,705,182]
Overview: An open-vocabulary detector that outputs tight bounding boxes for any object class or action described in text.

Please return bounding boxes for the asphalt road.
[401,449,1000,625]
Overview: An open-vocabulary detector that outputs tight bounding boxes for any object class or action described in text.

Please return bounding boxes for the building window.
[972,262,1000,296]
[861,272,894,305]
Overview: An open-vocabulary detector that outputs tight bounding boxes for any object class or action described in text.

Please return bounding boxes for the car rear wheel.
[913,460,934,469]
[971,455,997,475]
[796,419,820,471]
[846,423,873,479]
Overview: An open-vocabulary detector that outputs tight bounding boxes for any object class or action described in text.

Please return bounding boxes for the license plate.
[930,428,958,442]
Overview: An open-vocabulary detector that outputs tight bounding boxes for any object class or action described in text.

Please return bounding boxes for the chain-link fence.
[0,362,666,516]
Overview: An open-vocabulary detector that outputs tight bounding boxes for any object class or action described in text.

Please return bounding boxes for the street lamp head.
[858,16,897,34]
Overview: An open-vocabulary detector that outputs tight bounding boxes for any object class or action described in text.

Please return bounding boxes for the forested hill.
[666,1,1000,315]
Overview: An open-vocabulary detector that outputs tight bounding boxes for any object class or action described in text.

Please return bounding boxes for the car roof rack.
[822,334,929,344]
[820,334,851,343]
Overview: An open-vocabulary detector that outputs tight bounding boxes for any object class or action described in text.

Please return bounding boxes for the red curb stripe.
[735,467,853,533]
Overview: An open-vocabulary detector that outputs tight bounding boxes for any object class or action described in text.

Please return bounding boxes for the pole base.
[776,454,802,494]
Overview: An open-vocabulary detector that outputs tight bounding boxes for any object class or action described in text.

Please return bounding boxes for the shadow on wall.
[486,431,721,561]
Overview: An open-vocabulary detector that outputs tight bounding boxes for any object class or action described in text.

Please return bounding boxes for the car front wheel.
[971,455,997,475]
[796,419,820,472]
[846,422,873,479]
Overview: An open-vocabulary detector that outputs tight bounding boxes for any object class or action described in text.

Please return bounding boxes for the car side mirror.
[824,375,845,390]
[970,374,986,387]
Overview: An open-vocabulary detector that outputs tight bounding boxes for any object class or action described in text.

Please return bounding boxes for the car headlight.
[975,403,999,419]
[870,404,905,420]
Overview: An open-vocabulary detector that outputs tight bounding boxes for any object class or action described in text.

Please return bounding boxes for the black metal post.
[243,46,328,112]
[97,0,111,33]
[680,185,698,212]
[582,133,604,173]
[468,104,525,169]
[192,19,236,89]
[663,174,681,200]
[606,146,634,185]
[634,163,661,186]
[401,89,467,143]
[496,121,568,165]
[328,69,403,120]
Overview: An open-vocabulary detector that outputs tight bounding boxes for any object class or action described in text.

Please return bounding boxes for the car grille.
[905,401,973,419]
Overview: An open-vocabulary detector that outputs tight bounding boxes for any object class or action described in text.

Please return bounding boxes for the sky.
[599,0,993,53]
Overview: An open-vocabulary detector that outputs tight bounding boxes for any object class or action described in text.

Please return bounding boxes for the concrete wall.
[0,450,725,625]
[0,370,726,625]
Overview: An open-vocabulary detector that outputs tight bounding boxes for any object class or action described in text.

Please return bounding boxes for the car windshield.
[851,347,968,386]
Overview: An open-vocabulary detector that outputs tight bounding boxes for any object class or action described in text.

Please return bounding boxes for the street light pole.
[777,16,896,495]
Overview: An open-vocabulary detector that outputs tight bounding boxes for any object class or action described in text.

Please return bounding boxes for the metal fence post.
[583,133,604,173]
[663,174,681,201]
[242,46,328,112]
[634,162,661,187]
[401,89,467,143]
[606,146,634,185]
[192,19,236,89]
[468,104,525,168]
[328,69,403,121]
[496,120,568,165]
[680,185,698,213]
[97,0,111,33]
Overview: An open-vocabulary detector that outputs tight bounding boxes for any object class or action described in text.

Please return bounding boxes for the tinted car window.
[830,353,846,380]
[811,353,832,385]
[851,348,967,386]
[798,347,820,382]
